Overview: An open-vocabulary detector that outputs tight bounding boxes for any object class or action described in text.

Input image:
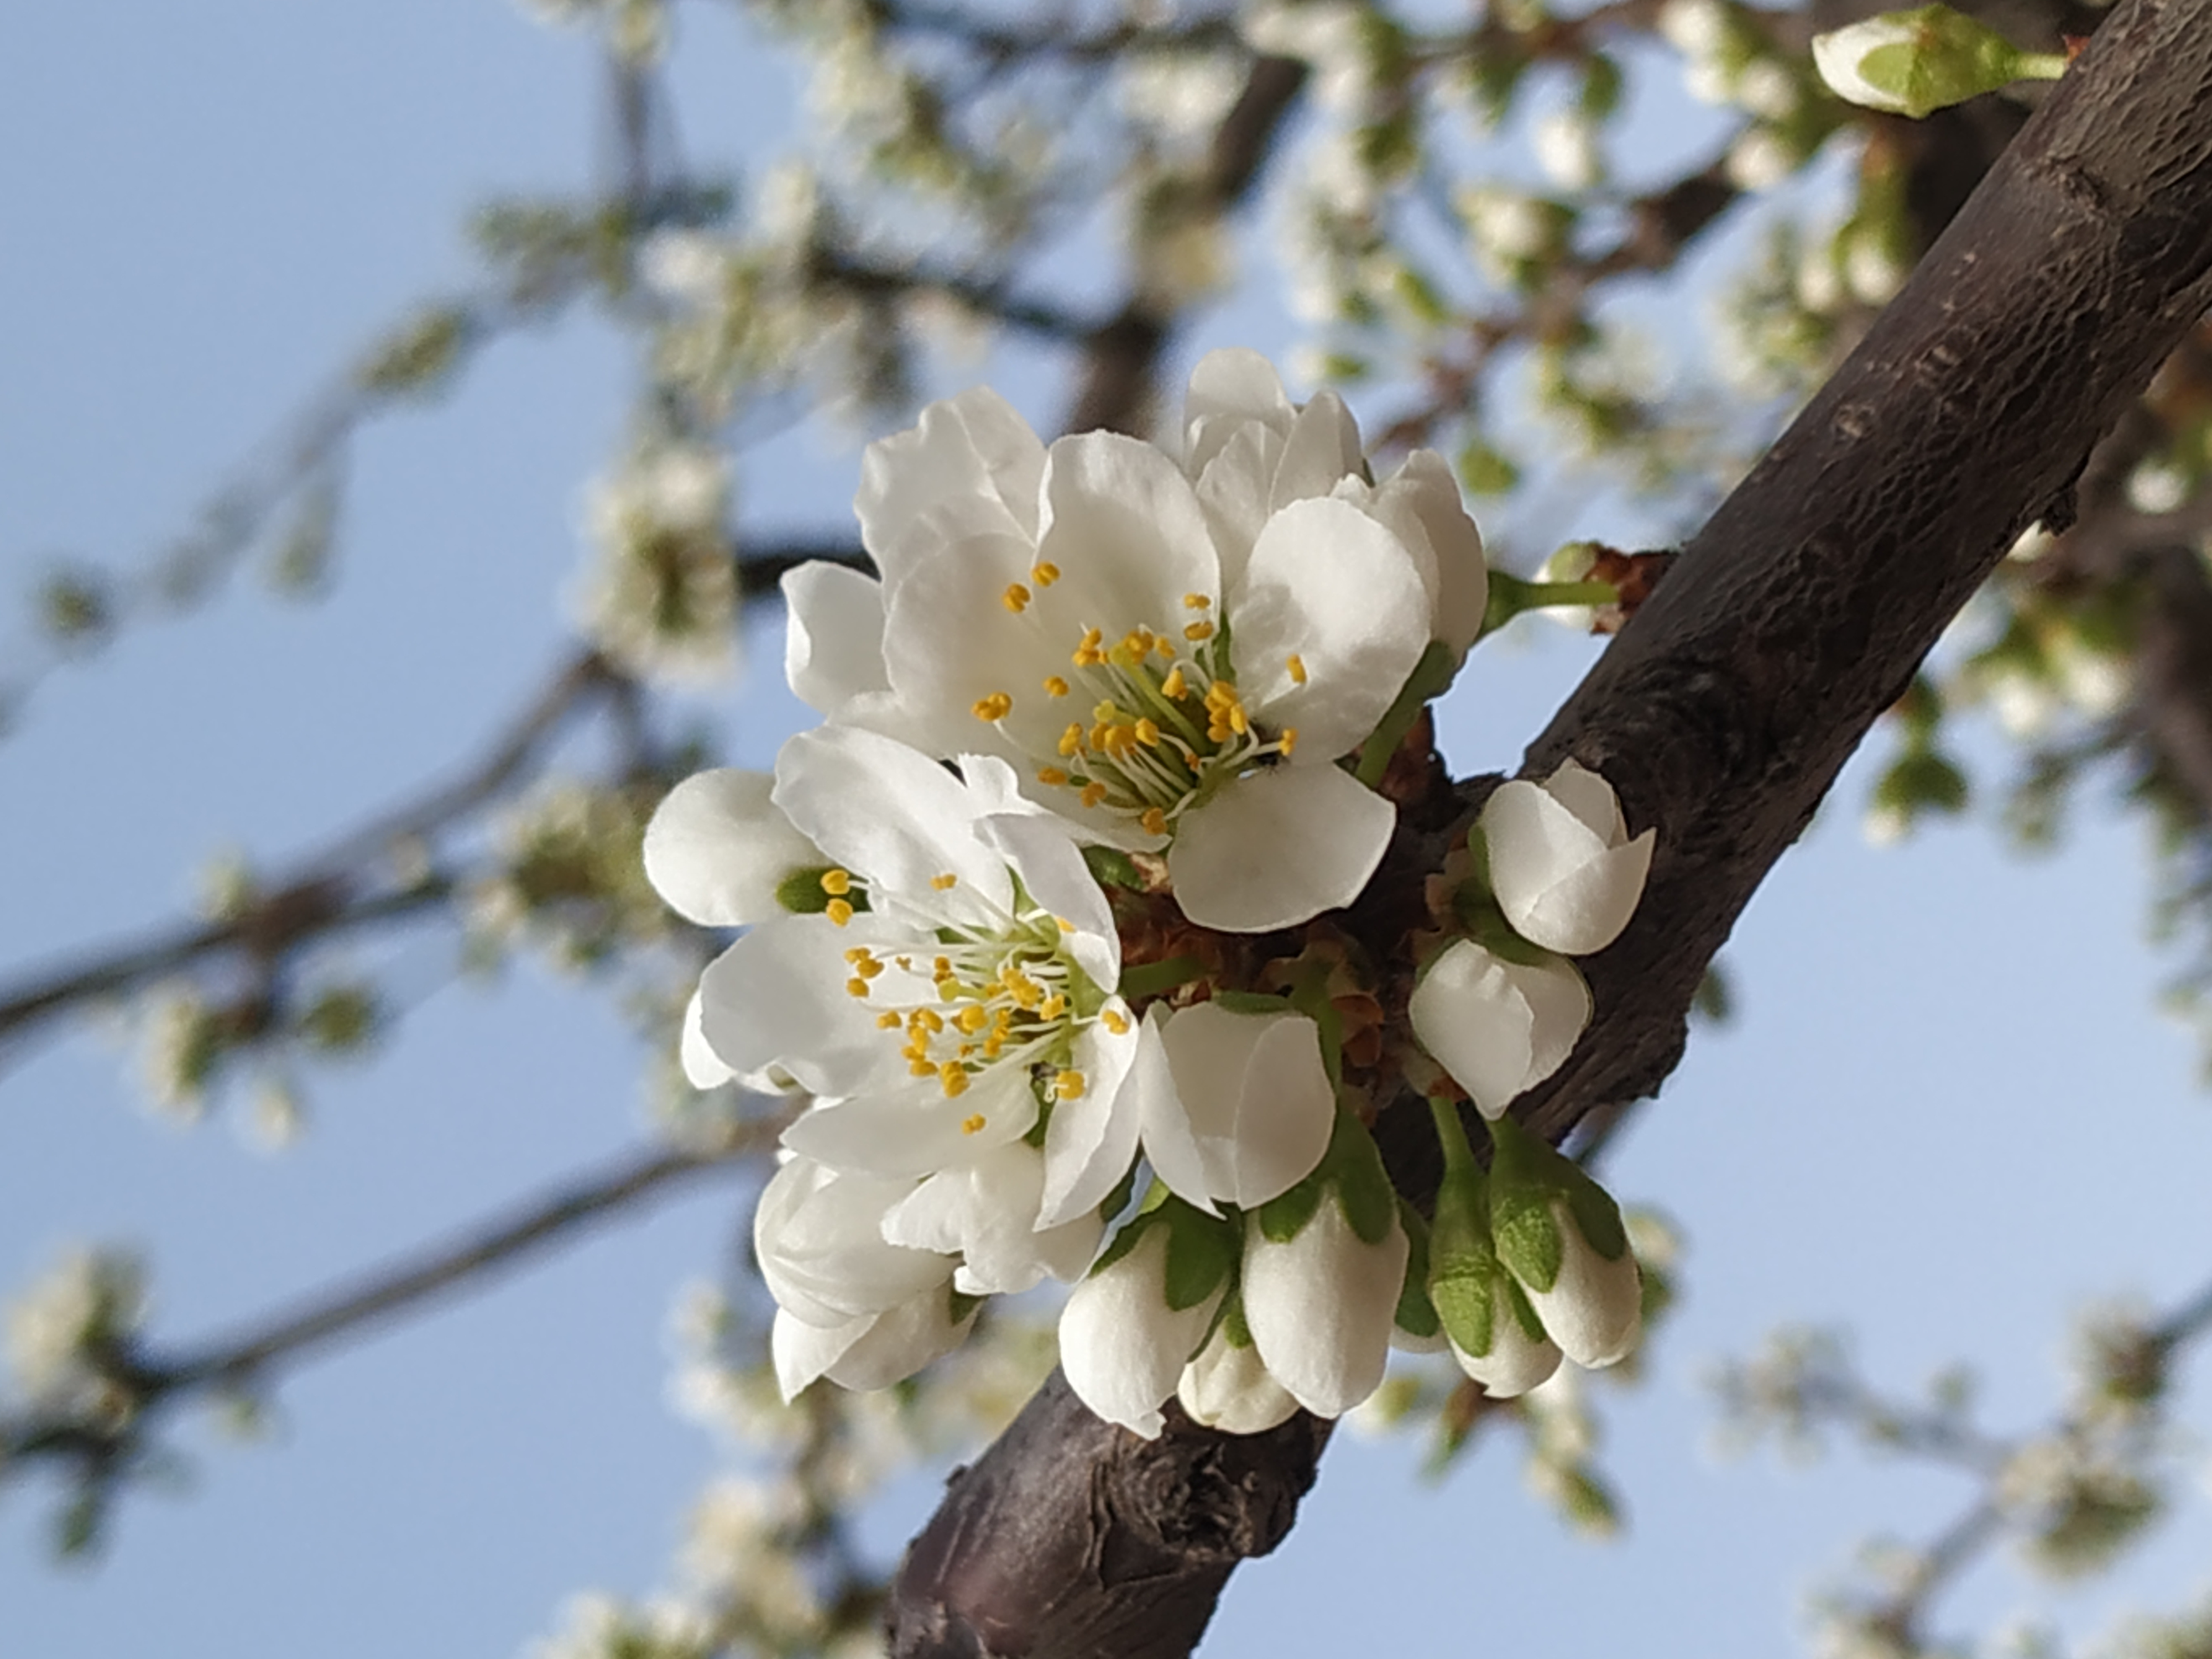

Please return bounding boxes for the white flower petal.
[1034,432,1219,643]
[823,1290,975,1391]
[1160,1002,1335,1208]
[697,917,911,1099]
[1036,1011,1146,1228]
[1448,1324,1563,1399]
[1168,764,1396,932]
[781,562,891,717]
[1132,1005,1214,1214]
[1267,390,1364,510]
[1230,496,1430,760]
[754,1158,948,1328]
[679,988,737,1089]
[1380,449,1486,656]
[883,1142,1103,1296]
[1241,1201,1407,1418]
[1522,1201,1643,1369]
[772,1306,870,1399]
[644,768,819,928]
[1177,1326,1301,1434]
[857,386,1045,578]
[1483,768,1655,955]
[780,1065,1039,1177]
[1183,347,1296,476]
[772,726,1014,922]
[1407,940,1592,1119]
[1059,1225,1224,1439]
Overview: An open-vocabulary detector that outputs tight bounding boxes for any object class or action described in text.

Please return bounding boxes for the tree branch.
[888,5,2212,1653]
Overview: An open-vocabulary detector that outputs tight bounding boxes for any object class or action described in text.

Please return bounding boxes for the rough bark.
[889,4,2212,1654]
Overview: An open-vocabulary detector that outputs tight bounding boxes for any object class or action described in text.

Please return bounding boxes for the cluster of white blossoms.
[644,351,1656,1437]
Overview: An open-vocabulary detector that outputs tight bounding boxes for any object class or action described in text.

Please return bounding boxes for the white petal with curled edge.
[644,768,818,927]
[1483,773,1654,956]
[1177,1326,1301,1434]
[1059,1225,1224,1439]
[1034,1013,1139,1228]
[771,724,1013,922]
[1389,450,1487,656]
[1159,1003,1334,1208]
[1267,390,1364,509]
[779,1064,1038,1177]
[884,1142,1103,1296]
[856,386,1046,579]
[1230,495,1431,761]
[823,1290,975,1392]
[1524,1201,1643,1369]
[1183,347,1296,474]
[754,1158,948,1327]
[697,916,909,1100]
[1407,940,1592,1119]
[1194,420,1283,591]
[772,1306,870,1399]
[679,989,737,1089]
[1242,1201,1408,1418]
[781,562,891,716]
[1168,764,1396,933]
[1132,1005,1213,1214]
[1449,1322,1563,1399]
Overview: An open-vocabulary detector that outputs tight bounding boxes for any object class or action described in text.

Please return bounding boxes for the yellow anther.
[846,977,870,998]
[939,1063,969,1098]
[1003,582,1031,613]
[910,1059,937,1077]
[1279,727,1299,756]
[1032,561,1061,586]
[938,980,962,1001]
[895,956,912,971]
[1037,766,1070,787]
[933,956,953,978]
[1155,636,1176,660]
[913,1008,945,1033]
[1183,593,1212,610]
[1054,1069,1087,1100]
[844,946,870,963]
[1090,721,1114,752]
[1039,993,1067,1020]
[826,899,854,926]
[1230,704,1249,734]
[1184,619,1215,641]
[1140,806,1168,837]
[930,873,959,890]
[1043,675,1070,697]
[961,1113,987,1135]
[877,1010,903,1029]
[1093,698,1121,723]
[1134,718,1161,747]
[1161,666,1187,699]
[1118,629,1151,662]
[1054,916,1076,933]
[820,869,853,896]
[972,691,1014,722]
[957,1005,989,1034]
[1105,724,1138,757]
[1081,781,1108,808]
[982,1034,1005,1058]
[856,957,885,978]
[1101,1008,1131,1035]
[1059,723,1084,757]
[1286,653,1308,685]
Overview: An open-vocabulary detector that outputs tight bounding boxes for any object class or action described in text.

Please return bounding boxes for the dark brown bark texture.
[889,5,2212,1655]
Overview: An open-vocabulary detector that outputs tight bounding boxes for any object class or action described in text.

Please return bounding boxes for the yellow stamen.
[856,957,885,978]
[1286,653,1308,685]
[932,956,953,979]
[972,691,1013,722]
[1032,561,1061,586]
[1184,620,1215,641]
[877,1010,903,1029]
[1081,781,1108,808]
[1140,806,1168,836]
[957,1005,989,1034]
[826,899,854,927]
[1054,1069,1087,1100]
[1043,675,1070,697]
[1101,1008,1131,1035]
[930,873,959,890]
[846,977,870,998]
[1059,723,1084,758]
[1154,636,1176,660]
[961,1113,987,1135]
[910,1059,936,1077]
[1037,766,1070,787]
[1003,582,1031,613]
[1183,593,1211,610]
[820,869,852,896]
[1161,666,1187,699]
[1279,727,1299,756]
[940,1063,969,1098]
[1134,717,1161,747]
[1040,993,1067,1020]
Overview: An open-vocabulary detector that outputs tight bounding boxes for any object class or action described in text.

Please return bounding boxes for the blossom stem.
[1353,640,1458,789]
[1117,954,1208,1000]
[1481,571,1619,635]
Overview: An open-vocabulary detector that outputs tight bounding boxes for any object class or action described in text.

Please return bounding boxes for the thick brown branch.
[890,5,2212,1653]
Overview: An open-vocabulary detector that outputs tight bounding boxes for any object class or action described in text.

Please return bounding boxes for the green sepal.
[947,1287,985,1325]
[1839,6,2059,120]
[1503,1275,1551,1345]
[1354,639,1459,788]
[1425,1097,1503,1355]
[1081,845,1146,891]
[1219,1291,1256,1349]
[1097,1161,1140,1223]
[1213,989,1293,1016]
[1254,1103,1397,1248]
[1086,1194,1240,1314]
[1394,1199,1441,1340]
[776,867,870,916]
[1485,1115,1567,1293]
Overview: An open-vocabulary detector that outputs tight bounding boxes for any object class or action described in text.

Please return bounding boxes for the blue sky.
[5,5,2211,1656]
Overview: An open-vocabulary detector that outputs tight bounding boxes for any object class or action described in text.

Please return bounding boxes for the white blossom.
[785,349,1484,932]
[1240,1199,1407,1419]
[1157,1000,1337,1209]
[574,441,738,685]
[1177,1321,1301,1433]
[1060,1218,1228,1438]
[1447,1281,1564,1400]
[1516,1197,1643,1370]
[1481,760,1655,956]
[1408,938,1592,1119]
[644,769,820,930]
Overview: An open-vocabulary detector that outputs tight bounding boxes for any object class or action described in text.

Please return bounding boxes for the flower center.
[969,573,1300,838]
[818,867,1113,1113]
